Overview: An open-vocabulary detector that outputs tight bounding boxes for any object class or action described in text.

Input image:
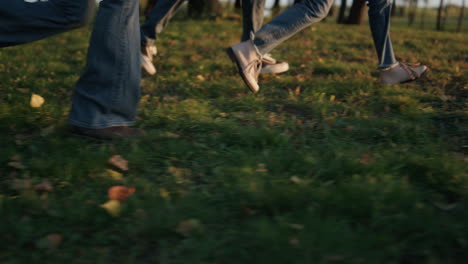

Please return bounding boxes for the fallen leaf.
[196,75,205,81]
[433,201,458,211]
[176,219,203,236]
[8,161,25,170]
[288,223,305,230]
[290,176,304,184]
[102,169,123,181]
[108,186,135,202]
[100,200,121,217]
[159,188,170,199]
[36,233,62,250]
[108,155,129,171]
[30,93,45,108]
[288,237,300,247]
[35,181,53,192]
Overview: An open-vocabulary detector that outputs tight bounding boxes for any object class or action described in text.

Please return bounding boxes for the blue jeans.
[253,0,397,69]
[141,0,266,45]
[0,0,141,129]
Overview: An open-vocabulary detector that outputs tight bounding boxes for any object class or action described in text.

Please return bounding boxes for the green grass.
[0,14,467,264]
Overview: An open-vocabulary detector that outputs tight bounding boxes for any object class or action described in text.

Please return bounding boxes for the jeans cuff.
[378,62,399,70]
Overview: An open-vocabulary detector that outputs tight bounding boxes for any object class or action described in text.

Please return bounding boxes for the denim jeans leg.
[253,0,333,55]
[141,0,186,46]
[241,0,266,41]
[68,0,141,129]
[367,0,398,69]
[0,0,95,47]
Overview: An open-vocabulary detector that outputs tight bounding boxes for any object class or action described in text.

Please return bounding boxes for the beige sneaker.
[227,40,263,93]
[380,62,428,85]
[261,54,289,74]
[141,44,157,75]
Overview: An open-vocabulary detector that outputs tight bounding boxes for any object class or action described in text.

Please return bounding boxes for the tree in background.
[188,0,223,18]
[346,0,367,24]
[337,0,348,23]
[457,0,465,32]
[407,0,418,25]
[437,0,445,30]
[419,0,429,28]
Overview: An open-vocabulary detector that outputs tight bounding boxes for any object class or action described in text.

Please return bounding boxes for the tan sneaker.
[69,125,146,140]
[380,62,428,85]
[141,44,157,75]
[261,54,289,74]
[227,40,263,93]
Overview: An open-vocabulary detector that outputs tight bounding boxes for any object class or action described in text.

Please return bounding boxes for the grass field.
[0,12,467,264]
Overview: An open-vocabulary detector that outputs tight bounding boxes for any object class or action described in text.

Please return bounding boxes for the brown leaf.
[36,233,62,250]
[108,186,135,202]
[108,155,129,171]
[35,181,53,192]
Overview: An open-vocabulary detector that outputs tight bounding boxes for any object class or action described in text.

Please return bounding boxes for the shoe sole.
[226,47,258,93]
[400,67,429,84]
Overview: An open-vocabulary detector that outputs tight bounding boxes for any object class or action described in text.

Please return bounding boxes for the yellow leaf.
[290,176,303,184]
[100,200,121,217]
[102,169,123,181]
[159,188,170,199]
[30,93,45,108]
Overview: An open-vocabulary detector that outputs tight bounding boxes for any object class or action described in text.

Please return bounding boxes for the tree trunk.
[346,0,367,25]
[273,0,281,9]
[188,0,223,19]
[436,0,445,30]
[234,0,241,9]
[188,0,205,18]
[337,0,347,23]
[408,0,418,26]
[457,0,465,32]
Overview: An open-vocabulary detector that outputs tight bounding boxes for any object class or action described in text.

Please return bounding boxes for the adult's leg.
[241,0,266,42]
[253,0,334,55]
[367,0,397,69]
[0,0,95,47]
[68,0,142,129]
[140,0,186,45]
[228,0,332,92]
[367,0,427,84]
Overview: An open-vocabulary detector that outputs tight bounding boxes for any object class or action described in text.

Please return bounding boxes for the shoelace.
[262,54,276,65]
[399,63,420,80]
[244,58,263,79]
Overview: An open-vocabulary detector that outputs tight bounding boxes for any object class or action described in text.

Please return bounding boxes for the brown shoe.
[69,125,146,140]
[380,62,428,85]
[227,40,263,93]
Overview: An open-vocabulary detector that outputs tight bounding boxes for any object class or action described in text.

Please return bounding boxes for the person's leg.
[367,0,428,84]
[68,0,142,132]
[0,0,95,47]
[140,0,186,75]
[242,0,289,75]
[241,0,265,42]
[253,0,333,55]
[367,0,397,69]
[141,0,187,45]
[228,0,333,92]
